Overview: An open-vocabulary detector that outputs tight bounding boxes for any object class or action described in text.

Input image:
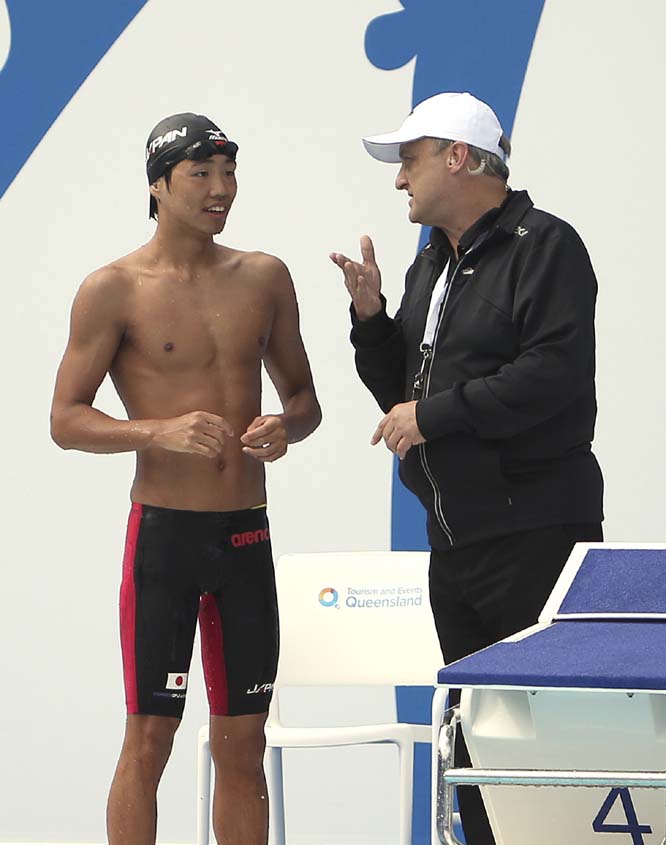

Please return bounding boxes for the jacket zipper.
[416,248,476,546]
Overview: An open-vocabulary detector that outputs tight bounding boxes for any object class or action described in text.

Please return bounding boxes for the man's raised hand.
[329,235,382,320]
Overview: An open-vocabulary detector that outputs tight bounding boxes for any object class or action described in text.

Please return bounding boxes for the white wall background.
[509,0,666,543]
[1,0,666,842]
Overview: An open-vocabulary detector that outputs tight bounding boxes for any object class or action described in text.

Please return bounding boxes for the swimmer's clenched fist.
[241,414,288,462]
[152,410,234,458]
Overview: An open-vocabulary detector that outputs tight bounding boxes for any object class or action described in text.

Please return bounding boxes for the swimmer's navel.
[163,342,175,352]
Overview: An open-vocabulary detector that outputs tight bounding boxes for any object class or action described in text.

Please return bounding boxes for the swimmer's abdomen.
[131,446,267,512]
[113,361,268,511]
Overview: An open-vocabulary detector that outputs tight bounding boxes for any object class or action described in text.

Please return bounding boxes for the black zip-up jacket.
[351,190,604,550]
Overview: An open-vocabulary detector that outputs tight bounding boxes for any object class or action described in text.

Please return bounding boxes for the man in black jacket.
[330,92,603,845]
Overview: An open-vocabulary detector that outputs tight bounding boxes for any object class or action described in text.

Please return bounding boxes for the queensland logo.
[146,126,188,158]
[344,585,423,609]
[231,527,270,548]
[318,587,339,607]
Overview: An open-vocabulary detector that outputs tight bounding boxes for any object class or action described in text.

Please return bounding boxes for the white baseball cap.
[362,92,507,163]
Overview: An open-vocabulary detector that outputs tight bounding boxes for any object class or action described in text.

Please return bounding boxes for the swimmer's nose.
[207,173,230,199]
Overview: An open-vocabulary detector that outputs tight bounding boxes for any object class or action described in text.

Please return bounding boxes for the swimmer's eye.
[192,170,209,177]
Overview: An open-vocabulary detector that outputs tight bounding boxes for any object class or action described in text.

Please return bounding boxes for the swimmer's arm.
[52,269,232,457]
[241,258,321,458]
[265,260,321,441]
[50,267,155,453]
[51,270,231,457]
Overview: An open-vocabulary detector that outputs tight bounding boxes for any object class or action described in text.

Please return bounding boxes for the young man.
[51,113,321,845]
[331,92,603,844]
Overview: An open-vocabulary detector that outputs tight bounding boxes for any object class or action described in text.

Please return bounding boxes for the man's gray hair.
[436,136,511,182]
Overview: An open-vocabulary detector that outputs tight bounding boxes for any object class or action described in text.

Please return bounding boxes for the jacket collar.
[428,189,534,255]
[493,189,534,236]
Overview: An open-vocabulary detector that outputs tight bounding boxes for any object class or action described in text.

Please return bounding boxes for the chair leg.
[265,745,286,845]
[197,726,212,845]
[397,738,415,845]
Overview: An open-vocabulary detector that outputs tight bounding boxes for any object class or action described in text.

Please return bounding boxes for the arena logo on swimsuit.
[231,528,270,548]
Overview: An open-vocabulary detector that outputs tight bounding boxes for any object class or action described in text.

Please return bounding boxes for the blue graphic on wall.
[0,0,149,201]
[365,0,545,553]
[365,3,545,843]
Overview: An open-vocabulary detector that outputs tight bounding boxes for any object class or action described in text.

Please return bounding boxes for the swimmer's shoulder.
[75,250,142,320]
[217,245,293,288]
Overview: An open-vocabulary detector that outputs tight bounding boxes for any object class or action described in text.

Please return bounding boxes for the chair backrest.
[539,543,666,623]
[274,551,442,687]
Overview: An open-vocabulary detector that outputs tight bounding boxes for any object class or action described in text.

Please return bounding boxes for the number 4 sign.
[593,788,652,844]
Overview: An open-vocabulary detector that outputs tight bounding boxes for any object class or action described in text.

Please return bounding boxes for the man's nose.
[395,166,408,191]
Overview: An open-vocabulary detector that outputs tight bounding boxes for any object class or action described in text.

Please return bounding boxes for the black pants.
[429,522,603,845]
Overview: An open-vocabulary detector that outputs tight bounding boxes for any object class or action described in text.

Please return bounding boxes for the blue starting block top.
[555,548,666,617]
[437,620,666,691]
[438,548,666,692]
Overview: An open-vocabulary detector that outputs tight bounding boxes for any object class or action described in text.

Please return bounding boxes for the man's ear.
[446,141,470,173]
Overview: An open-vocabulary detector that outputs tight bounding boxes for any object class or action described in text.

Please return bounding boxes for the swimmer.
[50,112,321,845]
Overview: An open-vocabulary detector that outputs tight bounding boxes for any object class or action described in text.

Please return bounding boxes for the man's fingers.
[396,438,411,460]
[329,252,349,269]
[371,415,389,445]
[360,235,376,267]
[343,260,360,285]
[385,427,403,454]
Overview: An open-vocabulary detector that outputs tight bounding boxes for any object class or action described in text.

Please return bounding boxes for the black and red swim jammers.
[119,503,278,718]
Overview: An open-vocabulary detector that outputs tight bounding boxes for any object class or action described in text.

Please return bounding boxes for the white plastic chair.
[196,551,443,845]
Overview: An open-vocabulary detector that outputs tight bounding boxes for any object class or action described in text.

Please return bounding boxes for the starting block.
[432,544,666,845]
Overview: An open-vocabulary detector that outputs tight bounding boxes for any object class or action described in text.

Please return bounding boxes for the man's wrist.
[354,299,382,321]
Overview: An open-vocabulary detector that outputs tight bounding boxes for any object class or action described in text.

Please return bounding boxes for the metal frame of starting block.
[431,543,666,845]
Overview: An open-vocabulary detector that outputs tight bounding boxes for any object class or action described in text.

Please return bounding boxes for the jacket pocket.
[423,433,512,520]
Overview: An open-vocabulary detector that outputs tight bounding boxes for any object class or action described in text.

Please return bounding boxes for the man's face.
[395,137,450,226]
[152,154,237,234]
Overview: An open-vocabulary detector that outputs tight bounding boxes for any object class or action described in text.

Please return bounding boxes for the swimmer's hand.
[240,415,288,463]
[329,235,382,321]
[151,411,234,458]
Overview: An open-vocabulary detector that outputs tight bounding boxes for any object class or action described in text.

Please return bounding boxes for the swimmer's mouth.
[205,205,227,215]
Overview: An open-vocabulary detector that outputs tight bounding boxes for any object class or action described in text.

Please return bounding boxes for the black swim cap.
[145,113,239,218]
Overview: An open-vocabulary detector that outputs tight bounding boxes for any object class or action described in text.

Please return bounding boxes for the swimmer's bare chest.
[111,264,276,510]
